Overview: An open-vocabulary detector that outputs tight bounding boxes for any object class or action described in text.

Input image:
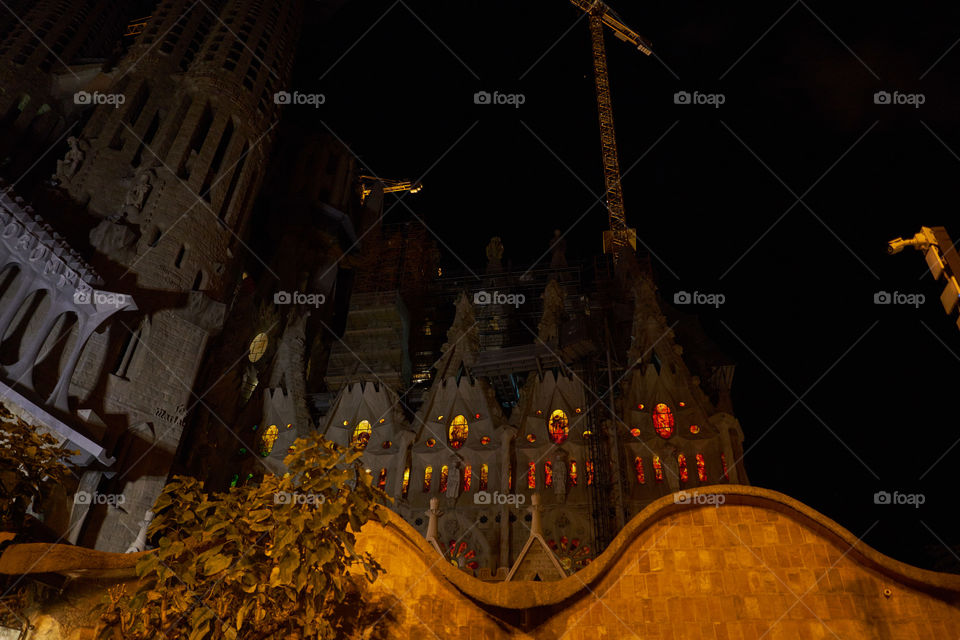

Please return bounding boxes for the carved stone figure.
[54,136,86,182]
[538,279,564,344]
[447,459,461,499]
[122,165,156,221]
[124,510,155,553]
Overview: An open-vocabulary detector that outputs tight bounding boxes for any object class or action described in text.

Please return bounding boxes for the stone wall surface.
[3,486,959,639]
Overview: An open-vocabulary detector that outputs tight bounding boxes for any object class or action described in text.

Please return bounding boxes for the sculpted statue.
[54,136,87,182]
[447,459,461,499]
[538,279,564,344]
[123,165,155,219]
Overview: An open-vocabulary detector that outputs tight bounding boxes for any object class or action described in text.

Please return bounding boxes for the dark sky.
[295,0,960,571]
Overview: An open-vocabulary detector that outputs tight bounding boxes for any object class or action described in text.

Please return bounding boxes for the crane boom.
[569,0,651,261]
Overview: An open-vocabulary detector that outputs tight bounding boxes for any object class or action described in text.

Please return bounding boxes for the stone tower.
[48,0,305,551]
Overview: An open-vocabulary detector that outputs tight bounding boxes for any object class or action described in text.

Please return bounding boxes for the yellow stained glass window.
[248,332,268,363]
[352,420,372,448]
[548,409,569,444]
[449,415,468,449]
[423,466,433,492]
[480,464,489,491]
[402,467,410,497]
[260,424,278,456]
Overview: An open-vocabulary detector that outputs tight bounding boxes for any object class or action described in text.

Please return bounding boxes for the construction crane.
[569,0,652,262]
[357,175,423,204]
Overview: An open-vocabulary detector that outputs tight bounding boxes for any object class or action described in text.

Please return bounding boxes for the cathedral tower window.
[377,468,387,491]
[569,461,578,485]
[586,461,595,485]
[448,415,468,449]
[634,457,646,484]
[652,456,663,482]
[351,420,372,449]
[527,462,536,489]
[248,332,268,362]
[548,409,569,444]
[463,466,472,491]
[260,425,278,456]
[402,467,410,497]
[652,403,675,438]
[423,466,432,492]
[479,464,488,491]
[696,453,707,481]
[439,466,449,493]
[544,461,553,488]
[677,454,689,483]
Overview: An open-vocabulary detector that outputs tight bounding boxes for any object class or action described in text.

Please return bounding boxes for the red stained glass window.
[377,468,387,491]
[423,466,433,492]
[653,403,674,438]
[634,457,645,484]
[696,453,707,482]
[586,461,595,486]
[545,461,553,488]
[480,464,488,491]
[548,410,569,444]
[629,427,642,437]
[463,466,472,491]
[677,454,688,483]
[721,454,729,480]
[569,460,578,486]
[448,415,468,449]
[652,456,663,482]
[439,465,449,493]
[527,462,536,489]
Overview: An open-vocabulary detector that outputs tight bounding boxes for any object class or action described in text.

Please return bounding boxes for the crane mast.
[570,0,651,262]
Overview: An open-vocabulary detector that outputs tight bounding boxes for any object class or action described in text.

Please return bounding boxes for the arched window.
[721,454,729,480]
[423,466,433,492]
[586,461,595,486]
[402,467,410,497]
[548,409,569,444]
[260,424,278,456]
[652,403,674,438]
[634,457,645,484]
[677,453,688,483]
[508,464,513,491]
[377,468,387,490]
[248,332,268,362]
[448,414,468,449]
[652,456,663,482]
[463,466,472,491]
[527,462,536,489]
[544,461,553,488]
[479,464,489,491]
[439,465,449,493]
[696,453,707,482]
[352,420,372,448]
[569,461,578,485]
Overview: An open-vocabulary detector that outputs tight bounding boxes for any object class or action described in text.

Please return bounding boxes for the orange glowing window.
[569,460,578,486]
[634,457,646,484]
[696,453,707,482]
[449,415,468,449]
[677,453,688,483]
[402,467,410,497]
[423,466,433,492]
[653,403,674,438]
[527,462,536,489]
[526,433,536,443]
[260,424,278,456]
[545,461,553,488]
[377,468,387,491]
[352,420,372,448]
[480,464,489,491]
[548,409,569,444]
[440,465,449,493]
[721,454,729,480]
[652,455,663,482]
[508,464,513,491]
[689,424,700,434]
[629,427,642,437]
[463,466,472,491]
[480,436,491,445]
[586,461,595,486]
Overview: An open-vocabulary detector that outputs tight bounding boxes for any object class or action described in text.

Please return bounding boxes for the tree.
[96,433,386,639]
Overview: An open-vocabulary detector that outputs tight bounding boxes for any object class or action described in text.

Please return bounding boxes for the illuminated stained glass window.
[423,466,433,492]
[653,403,675,438]
[260,424,278,456]
[721,454,729,480]
[696,453,707,482]
[527,462,536,489]
[448,415,468,449]
[652,455,663,482]
[545,461,553,488]
[463,466,472,491]
[377,468,387,490]
[447,540,480,571]
[569,460,578,486]
[586,461,595,486]
[508,464,513,491]
[677,453,689,483]
[352,420,372,448]
[548,409,569,444]
[402,467,410,497]
[248,332,268,362]
[480,464,489,491]
[439,465,449,494]
[634,457,646,484]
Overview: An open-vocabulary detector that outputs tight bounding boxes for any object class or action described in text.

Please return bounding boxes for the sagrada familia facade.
[0,0,746,578]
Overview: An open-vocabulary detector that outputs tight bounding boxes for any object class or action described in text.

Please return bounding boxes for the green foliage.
[0,402,75,534]
[96,433,387,640]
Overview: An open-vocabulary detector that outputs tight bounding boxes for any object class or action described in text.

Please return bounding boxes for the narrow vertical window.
[569,460,578,486]
[696,453,707,482]
[721,454,729,480]
[439,465,449,494]
[463,466,472,492]
[508,464,513,491]
[652,456,663,482]
[527,462,536,489]
[586,461,595,486]
[423,466,433,492]
[377,468,387,491]
[402,467,410,497]
[634,456,645,484]
[479,464,488,491]
[544,461,553,488]
[677,453,688,484]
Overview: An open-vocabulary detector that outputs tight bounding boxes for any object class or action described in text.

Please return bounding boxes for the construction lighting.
[889,225,960,330]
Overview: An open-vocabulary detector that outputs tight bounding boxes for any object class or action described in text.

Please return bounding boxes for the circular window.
[526,434,536,443]
[382,440,392,449]
[629,427,642,437]
[426,438,436,447]
[652,403,675,439]
[689,424,701,434]
[581,430,592,439]
[248,332,268,362]
[548,409,569,444]
[480,436,491,445]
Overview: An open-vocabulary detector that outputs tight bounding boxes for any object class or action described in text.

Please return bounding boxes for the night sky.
[293,0,960,571]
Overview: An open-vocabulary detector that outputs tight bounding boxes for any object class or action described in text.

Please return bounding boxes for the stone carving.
[54,136,87,182]
[549,229,567,268]
[122,164,156,222]
[485,236,504,273]
[124,510,155,553]
[552,460,566,499]
[446,459,461,499]
[435,291,479,374]
[538,279,564,344]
